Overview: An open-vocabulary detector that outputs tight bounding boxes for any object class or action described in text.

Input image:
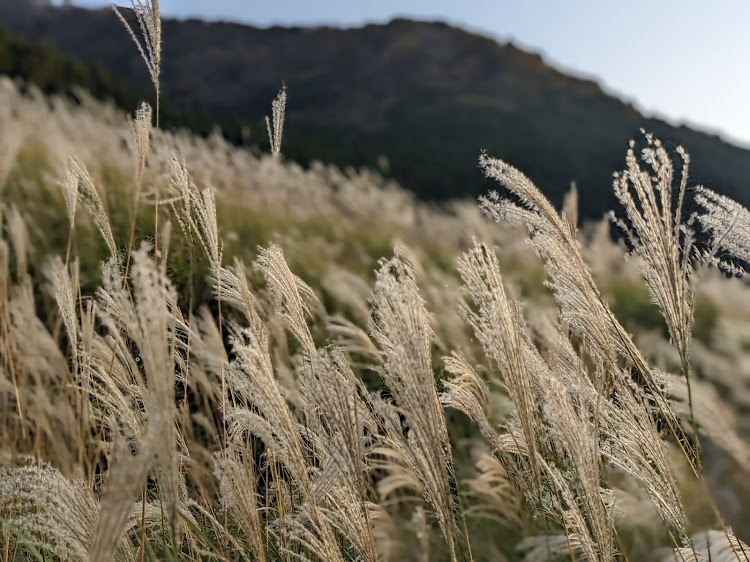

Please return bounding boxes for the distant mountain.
[2,1,749,219]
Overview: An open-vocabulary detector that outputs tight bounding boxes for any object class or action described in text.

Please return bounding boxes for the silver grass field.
[1,3,750,561]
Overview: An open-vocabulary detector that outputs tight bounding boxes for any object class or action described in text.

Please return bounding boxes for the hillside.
[3,2,750,557]
[2,1,749,219]
[3,64,750,559]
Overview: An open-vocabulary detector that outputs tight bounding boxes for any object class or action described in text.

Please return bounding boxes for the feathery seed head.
[266,84,287,157]
[112,1,161,102]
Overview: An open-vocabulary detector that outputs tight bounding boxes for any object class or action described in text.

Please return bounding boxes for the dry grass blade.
[128,244,181,533]
[315,489,380,562]
[536,312,687,534]
[517,534,581,562]
[603,381,686,532]
[441,353,489,422]
[303,348,376,497]
[322,267,373,325]
[213,258,257,323]
[440,351,505,459]
[536,455,601,562]
[9,280,69,385]
[669,373,750,472]
[0,125,22,191]
[58,168,79,228]
[326,315,381,361]
[223,326,294,467]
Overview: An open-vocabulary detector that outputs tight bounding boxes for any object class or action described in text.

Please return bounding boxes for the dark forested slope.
[2,1,748,219]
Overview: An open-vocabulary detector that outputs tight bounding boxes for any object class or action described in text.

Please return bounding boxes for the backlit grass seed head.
[59,167,78,227]
[68,157,118,259]
[213,258,258,324]
[479,150,697,475]
[214,445,267,562]
[7,205,29,278]
[370,255,458,560]
[670,530,750,562]
[131,101,152,199]
[113,1,161,109]
[612,134,695,378]
[257,244,318,353]
[90,432,160,562]
[302,348,377,506]
[456,242,542,487]
[695,186,750,276]
[0,463,103,561]
[266,84,286,157]
[463,453,521,529]
[89,245,183,559]
[168,157,221,269]
[46,256,80,368]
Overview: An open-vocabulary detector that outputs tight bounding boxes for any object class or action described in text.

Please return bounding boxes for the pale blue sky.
[60,1,750,146]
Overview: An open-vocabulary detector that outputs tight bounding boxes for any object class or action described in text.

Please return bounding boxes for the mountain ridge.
[1,1,748,219]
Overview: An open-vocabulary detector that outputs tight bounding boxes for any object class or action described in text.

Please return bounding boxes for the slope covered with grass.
[2,6,750,559]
